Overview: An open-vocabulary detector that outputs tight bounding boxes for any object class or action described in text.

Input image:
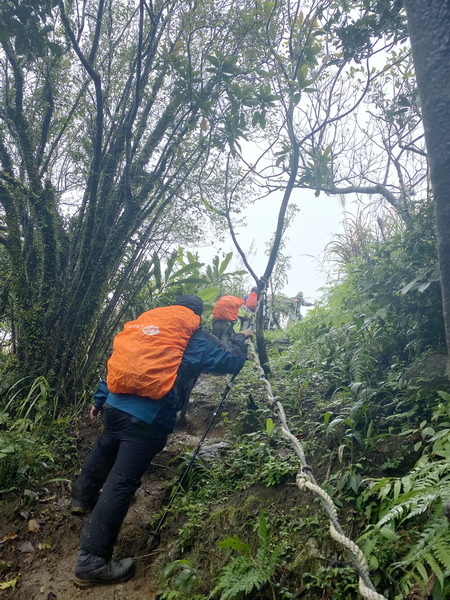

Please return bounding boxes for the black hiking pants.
[72,404,167,559]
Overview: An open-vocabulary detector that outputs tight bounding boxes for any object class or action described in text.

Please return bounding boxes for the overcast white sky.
[242,190,346,300]
[197,189,347,302]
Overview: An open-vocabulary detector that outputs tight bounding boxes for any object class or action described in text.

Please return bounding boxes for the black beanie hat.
[174,294,204,316]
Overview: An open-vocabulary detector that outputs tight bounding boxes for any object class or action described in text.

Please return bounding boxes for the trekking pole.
[147,373,238,550]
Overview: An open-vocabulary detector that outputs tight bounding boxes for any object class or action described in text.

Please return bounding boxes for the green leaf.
[205,54,220,67]
[218,252,232,274]
[421,427,435,439]
[260,111,266,128]
[326,417,345,432]
[423,552,444,589]
[217,536,251,557]
[171,262,204,279]
[162,559,193,580]
[164,251,178,280]
[166,277,208,287]
[415,560,429,583]
[265,418,275,436]
[173,567,196,592]
[369,553,379,569]
[197,287,220,301]
[379,526,399,541]
[323,411,333,426]
[222,62,240,74]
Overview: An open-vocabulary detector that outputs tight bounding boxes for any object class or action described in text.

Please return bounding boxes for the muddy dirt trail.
[0,376,232,600]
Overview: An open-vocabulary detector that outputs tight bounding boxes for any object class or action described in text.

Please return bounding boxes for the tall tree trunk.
[404,0,450,376]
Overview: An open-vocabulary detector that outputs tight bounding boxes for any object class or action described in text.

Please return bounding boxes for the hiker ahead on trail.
[240,287,258,329]
[292,291,314,319]
[244,287,258,312]
[211,295,244,343]
[285,291,314,327]
[71,294,253,588]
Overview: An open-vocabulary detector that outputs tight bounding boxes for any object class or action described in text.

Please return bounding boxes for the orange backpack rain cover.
[244,291,258,311]
[212,295,244,321]
[107,305,200,400]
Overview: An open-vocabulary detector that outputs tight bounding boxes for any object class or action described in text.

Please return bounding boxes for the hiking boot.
[74,552,135,587]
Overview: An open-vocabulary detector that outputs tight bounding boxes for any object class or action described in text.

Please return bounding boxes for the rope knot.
[296,473,310,488]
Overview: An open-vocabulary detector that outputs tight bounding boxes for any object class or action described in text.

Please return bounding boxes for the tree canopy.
[1,0,449,398]
[0,0,279,395]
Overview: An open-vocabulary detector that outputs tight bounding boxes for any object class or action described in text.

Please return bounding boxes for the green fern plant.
[360,429,450,598]
[396,518,450,594]
[211,511,284,600]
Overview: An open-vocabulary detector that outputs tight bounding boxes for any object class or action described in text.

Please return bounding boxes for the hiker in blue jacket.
[71,294,252,587]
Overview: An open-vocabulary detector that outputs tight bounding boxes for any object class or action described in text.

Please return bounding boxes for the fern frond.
[349,347,371,382]
[377,494,420,527]
[256,540,283,576]
[363,439,450,598]
[392,518,450,592]
[212,556,267,600]
[433,538,450,571]
[414,560,429,585]
[377,487,447,527]
[217,536,251,557]
[213,511,284,600]
[423,552,444,589]
[256,511,269,552]
[405,493,441,521]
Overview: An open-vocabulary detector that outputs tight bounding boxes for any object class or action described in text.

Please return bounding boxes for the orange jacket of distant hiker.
[107,306,200,399]
[212,295,244,322]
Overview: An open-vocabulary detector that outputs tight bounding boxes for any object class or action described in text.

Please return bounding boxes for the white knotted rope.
[246,335,388,600]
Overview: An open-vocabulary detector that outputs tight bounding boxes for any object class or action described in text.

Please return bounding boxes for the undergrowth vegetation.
[0,376,84,492]
[157,206,450,600]
[1,206,449,599]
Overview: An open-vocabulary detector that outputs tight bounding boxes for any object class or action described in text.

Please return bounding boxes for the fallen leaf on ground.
[39,494,57,503]
[0,578,18,590]
[27,519,40,533]
[0,533,18,544]
[18,541,35,553]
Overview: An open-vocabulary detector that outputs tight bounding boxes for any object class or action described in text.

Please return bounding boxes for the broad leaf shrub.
[0,427,55,492]
[271,203,445,421]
